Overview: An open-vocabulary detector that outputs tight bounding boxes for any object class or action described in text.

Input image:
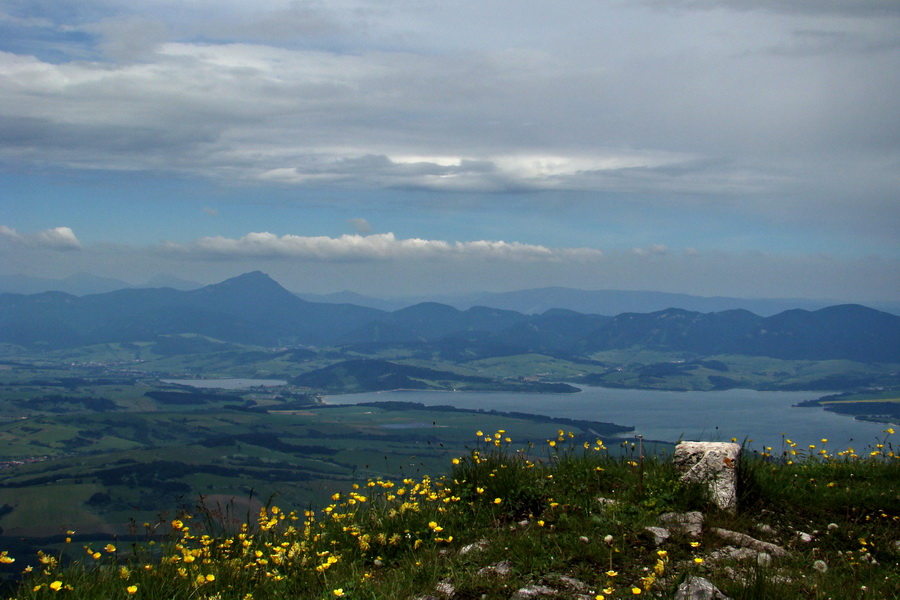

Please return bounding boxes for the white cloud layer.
[0,0,897,302]
[0,225,82,251]
[162,232,603,262]
[0,0,897,240]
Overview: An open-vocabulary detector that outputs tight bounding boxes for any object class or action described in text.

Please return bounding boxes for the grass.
[1,428,898,600]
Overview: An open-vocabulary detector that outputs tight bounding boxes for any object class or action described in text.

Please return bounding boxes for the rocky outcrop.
[710,528,788,558]
[674,441,740,511]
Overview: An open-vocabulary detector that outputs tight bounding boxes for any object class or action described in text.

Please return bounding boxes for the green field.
[1,341,897,547]
[0,365,635,542]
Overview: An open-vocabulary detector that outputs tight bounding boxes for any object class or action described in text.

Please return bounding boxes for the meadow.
[1,428,897,599]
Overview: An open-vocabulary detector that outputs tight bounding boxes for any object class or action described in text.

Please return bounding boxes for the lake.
[161,378,288,389]
[324,386,893,453]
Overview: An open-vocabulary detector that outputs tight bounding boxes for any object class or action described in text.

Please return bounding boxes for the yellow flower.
[49,581,63,592]
[171,519,184,530]
[595,596,605,600]
[694,557,704,564]
[126,585,138,594]
[476,430,483,437]
[632,588,642,595]
[333,590,345,597]
[205,574,215,582]
[0,551,14,564]
[493,498,502,504]
[690,541,700,548]
[606,570,618,577]
[104,544,117,553]
[452,458,460,465]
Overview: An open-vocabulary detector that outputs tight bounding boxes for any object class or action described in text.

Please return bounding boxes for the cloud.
[203,207,219,217]
[161,232,603,263]
[76,15,171,60]
[631,244,670,257]
[0,225,82,250]
[639,0,900,17]
[257,151,706,193]
[347,218,371,234]
[0,0,898,249]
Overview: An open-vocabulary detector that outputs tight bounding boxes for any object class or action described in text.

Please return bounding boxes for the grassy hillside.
[1,429,897,599]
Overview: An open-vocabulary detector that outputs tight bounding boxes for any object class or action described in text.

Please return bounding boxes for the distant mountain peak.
[225,270,273,283]
[206,271,282,290]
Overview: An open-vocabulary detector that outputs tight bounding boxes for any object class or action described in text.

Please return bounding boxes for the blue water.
[324,386,894,453]
[161,378,288,389]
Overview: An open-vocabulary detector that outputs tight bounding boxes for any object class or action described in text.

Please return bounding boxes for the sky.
[1,0,899,301]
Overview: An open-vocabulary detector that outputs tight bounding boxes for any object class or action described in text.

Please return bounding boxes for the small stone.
[603,534,615,545]
[477,561,512,578]
[707,546,755,563]
[827,523,839,531]
[510,584,557,599]
[660,511,704,537]
[797,531,814,543]
[518,519,530,528]
[578,536,590,544]
[644,526,671,545]
[552,575,589,592]
[459,539,489,555]
[434,581,455,597]
[757,552,772,567]
[674,576,732,600]
[711,527,788,558]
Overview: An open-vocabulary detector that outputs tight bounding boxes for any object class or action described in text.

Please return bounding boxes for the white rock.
[674,442,741,511]
[674,576,732,600]
[644,526,671,545]
[796,531,814,543]
[660,511,705,537]
[477,561,512,577]
[711,527,788,558]
[434,581,455,597]
[510,584,558,599]
[459,539,489,555]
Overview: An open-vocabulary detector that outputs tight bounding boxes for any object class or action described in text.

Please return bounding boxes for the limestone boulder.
[674,441,741,511]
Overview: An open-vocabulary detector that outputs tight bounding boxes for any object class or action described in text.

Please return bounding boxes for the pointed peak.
[215,271,278,286]
[198,271,295,297]
[231,270,272,282]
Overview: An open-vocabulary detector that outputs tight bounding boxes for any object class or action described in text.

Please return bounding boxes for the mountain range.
[3,272,898,317]
[1,271,899,363]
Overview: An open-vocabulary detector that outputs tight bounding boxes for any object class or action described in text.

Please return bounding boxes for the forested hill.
[1,271,898,363]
